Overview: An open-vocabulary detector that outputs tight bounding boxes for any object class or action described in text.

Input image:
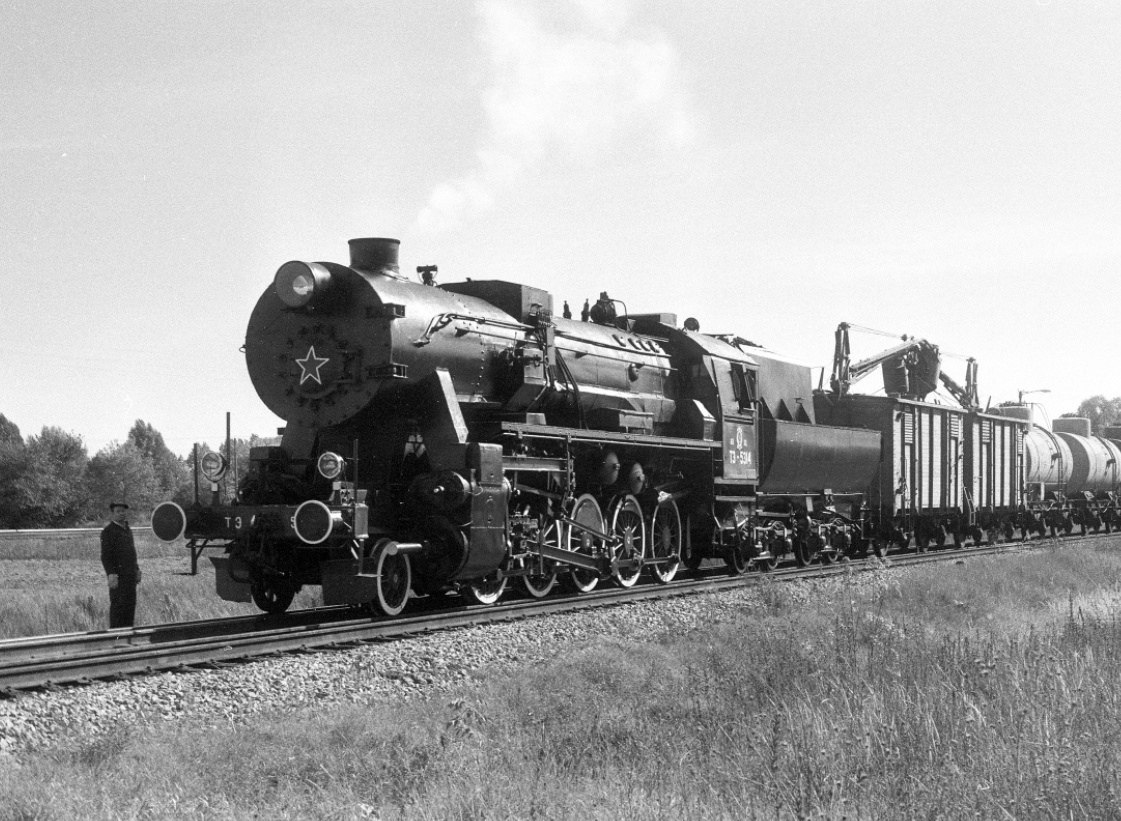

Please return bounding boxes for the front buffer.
[152,486,373,614]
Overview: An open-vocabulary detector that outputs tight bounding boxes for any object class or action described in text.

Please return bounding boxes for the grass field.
[0,530,320,637]
[3,539,1121,818]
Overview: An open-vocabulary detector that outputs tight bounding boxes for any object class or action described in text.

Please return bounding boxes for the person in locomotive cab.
[589,291,617,325]
[101,502,141,628]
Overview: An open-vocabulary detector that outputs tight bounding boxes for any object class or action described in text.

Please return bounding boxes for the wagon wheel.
[914,519,934,552]
[250,573,297,615]
[649,499,682,585]
[521,520,560,599]
[934,526,947,549]
[609,494,646,588]
[462,572,508,606]
[567,494,605,594]
[365,538,412,617]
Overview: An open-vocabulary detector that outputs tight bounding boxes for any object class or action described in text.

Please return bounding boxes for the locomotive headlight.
[317,451,345,480]
[200,451,228,482]
[275,261,332,308]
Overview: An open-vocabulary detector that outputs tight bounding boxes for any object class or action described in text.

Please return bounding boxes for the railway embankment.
[3,537,1121,818]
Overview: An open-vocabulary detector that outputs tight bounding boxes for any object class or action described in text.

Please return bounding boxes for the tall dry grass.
[3,543,1121,818]
[0,530,320,637]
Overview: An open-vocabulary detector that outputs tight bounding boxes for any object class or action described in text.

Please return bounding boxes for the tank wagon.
[991,407,1121,536]
[152,237,881,614]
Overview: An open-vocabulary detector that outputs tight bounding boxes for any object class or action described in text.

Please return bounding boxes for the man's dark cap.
[109,502,130,510]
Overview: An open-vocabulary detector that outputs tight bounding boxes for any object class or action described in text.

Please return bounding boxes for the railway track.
[0,534,1105,695]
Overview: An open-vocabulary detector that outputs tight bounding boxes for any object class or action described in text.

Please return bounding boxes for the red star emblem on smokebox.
[295,345,330,386]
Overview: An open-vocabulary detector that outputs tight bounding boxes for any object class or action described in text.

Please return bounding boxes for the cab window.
[730,362,757,412]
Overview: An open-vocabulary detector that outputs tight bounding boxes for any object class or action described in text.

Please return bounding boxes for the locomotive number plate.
[724,421,758,481]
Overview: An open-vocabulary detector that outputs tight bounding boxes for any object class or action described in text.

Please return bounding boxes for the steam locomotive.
[151,237,1121,615]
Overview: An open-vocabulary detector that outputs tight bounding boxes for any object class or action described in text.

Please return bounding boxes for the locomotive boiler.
[153,236,882,615]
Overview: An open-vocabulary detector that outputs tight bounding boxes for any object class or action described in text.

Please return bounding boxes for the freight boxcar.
[815,393,988,548]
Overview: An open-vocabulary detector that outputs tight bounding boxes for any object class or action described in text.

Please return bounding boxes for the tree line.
[5,395,1121,529]
[0,414,274,529]
[1062,396,1121,433]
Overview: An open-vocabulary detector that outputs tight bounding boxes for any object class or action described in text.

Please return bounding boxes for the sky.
[2,0,1120,456]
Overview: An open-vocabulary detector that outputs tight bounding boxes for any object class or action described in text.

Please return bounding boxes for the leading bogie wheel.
[368,538,412,617]
[649,499,682,585]
[250,574,297,614]
[522,520,560,599]
[609,494,645,588]
[567,494,605,594]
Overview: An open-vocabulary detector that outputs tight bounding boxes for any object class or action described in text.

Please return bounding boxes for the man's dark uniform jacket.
[100,520,139,580]
[101,520,139,627]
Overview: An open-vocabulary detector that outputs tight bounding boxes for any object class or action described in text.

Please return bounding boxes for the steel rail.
[0,532,1112,695]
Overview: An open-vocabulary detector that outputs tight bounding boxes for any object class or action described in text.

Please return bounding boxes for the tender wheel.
[609,494,645,588]
[522,520,560,599]
[756,554,777,572]
[567,494,605,594]
[250,574,297,614]
[793,533,814,567]
[649,499,682,584]
[725,543,749,575]
[368,538,412,617]
[463,573,508,606]
[723,524,752,576]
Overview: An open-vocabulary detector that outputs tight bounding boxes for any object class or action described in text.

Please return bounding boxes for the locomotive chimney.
[348,237,402,278]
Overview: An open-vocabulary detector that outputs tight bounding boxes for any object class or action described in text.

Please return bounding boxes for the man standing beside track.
[101,502,141,628]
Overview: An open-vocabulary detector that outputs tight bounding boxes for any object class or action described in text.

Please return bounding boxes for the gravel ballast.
[0,568,896,758]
